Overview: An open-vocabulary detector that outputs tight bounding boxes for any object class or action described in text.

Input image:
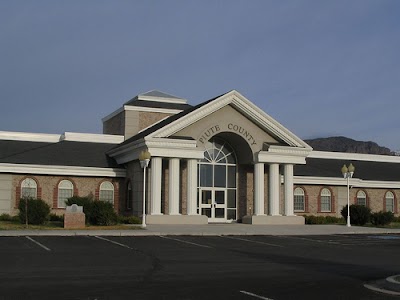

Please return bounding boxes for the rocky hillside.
[304,136,394,155]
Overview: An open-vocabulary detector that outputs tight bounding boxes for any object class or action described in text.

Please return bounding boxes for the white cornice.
[61,132,124,144]
[257,152,307,164]
[0,163,126,177]
[137,95,187,104]
[294,176,400,189]
[309,151,400,163]
[124,105,182,114]
[0,131,60,143]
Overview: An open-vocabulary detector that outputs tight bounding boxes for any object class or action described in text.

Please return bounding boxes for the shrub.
[118,215,141,224]
[18,198,50,225]
[49,213,64,222]
[341,205,371,226]
[0,213,13,221]
[370,211,394,226]
[65,196,117,226]
[304,215,344,224]
[90,201,118,226]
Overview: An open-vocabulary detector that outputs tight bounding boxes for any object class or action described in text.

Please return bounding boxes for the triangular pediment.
[147,90,311,150]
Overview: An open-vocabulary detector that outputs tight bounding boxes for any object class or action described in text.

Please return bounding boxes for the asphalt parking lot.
[1,234,400,300]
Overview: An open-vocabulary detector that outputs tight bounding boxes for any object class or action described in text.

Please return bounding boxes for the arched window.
[99,181,114,204]
[320,188,332,212]
[294,187,305,212]
[21,178,37,199]
[357,190,367,206]
[198,138,237,221]
[58,180,73,208]
[385,191,395,212]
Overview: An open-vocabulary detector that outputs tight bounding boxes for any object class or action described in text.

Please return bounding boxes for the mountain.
[304,136,394,155]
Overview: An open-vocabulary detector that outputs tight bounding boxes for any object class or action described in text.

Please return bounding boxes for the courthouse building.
[0,90,399,224]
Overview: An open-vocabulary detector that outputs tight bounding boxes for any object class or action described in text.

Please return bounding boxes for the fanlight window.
[385,191,395,213]
[58,180,73,208]
[100,181,114,204]
[357,190,367,206]
[320,188,332,212]
[21,178,37,199]
[294,187,305,212]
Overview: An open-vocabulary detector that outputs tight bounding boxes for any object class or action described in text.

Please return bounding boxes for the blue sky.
[1,1,399,151]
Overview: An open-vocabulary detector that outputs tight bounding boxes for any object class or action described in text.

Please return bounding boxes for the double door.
[199,189,226,223]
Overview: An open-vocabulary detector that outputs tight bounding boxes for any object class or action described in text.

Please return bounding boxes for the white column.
[284,164,294,216]
[186,159,198,215]
[150,157,162,215]
[169,158,180,215]
[269,163,280,216]
[254,163,265,215]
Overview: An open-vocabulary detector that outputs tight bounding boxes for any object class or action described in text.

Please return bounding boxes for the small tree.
[18,198,50,225]
[341,204,371,226]
[370,211,394,226]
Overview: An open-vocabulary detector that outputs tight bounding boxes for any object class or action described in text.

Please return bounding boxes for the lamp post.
[341,163,355,227]
[139,150,151,228]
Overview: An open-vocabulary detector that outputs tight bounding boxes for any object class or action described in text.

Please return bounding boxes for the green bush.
[0,213,13,221]
[18,198,50,225]
[370,211,394,226]
[49,213,64,222]
[65,196,117,226]
[90,201,118,226]
[341,205,371,226]
[304,215,344,224]
[118,215,141,224]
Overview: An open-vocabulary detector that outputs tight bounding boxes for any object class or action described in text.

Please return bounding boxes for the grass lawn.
[0,220,142,230]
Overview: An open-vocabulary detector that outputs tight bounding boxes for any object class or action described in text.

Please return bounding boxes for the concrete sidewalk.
[1,224,400,236]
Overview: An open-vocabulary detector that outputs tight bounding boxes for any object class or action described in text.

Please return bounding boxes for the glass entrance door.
[199,189,226,222]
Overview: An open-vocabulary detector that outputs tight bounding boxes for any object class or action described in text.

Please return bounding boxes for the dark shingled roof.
[0,140,121,168]
[295,158,400,181]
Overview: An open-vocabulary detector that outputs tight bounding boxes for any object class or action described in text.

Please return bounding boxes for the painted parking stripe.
[222,236,284,248]
[240,290,274,300]
[25,236,51,251]
[94,236,133,250]
[278,236,348,245]
[159,236,213,249]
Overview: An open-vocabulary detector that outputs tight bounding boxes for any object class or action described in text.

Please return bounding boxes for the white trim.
[138,93,187,104]
[0,131,60,143]
[293,176,400,189]
[60,132,124,144]
[0,163,126,177]
[309,150,400,163]
[148,90,312,149]
[124,105,182,114]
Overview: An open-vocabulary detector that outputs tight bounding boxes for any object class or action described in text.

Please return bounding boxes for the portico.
[108,90,312,225]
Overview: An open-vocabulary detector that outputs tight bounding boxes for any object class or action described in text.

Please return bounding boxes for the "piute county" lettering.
[198,123,257,146]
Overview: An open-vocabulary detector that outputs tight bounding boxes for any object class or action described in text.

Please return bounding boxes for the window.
[357,190,367,206]
[320,188,331,212]
[99,181,114,204]
[294,187,305,212]
[21,178,37,199]
[385,191,395,213]
[58,180,73,208]
[198,138,237,220]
